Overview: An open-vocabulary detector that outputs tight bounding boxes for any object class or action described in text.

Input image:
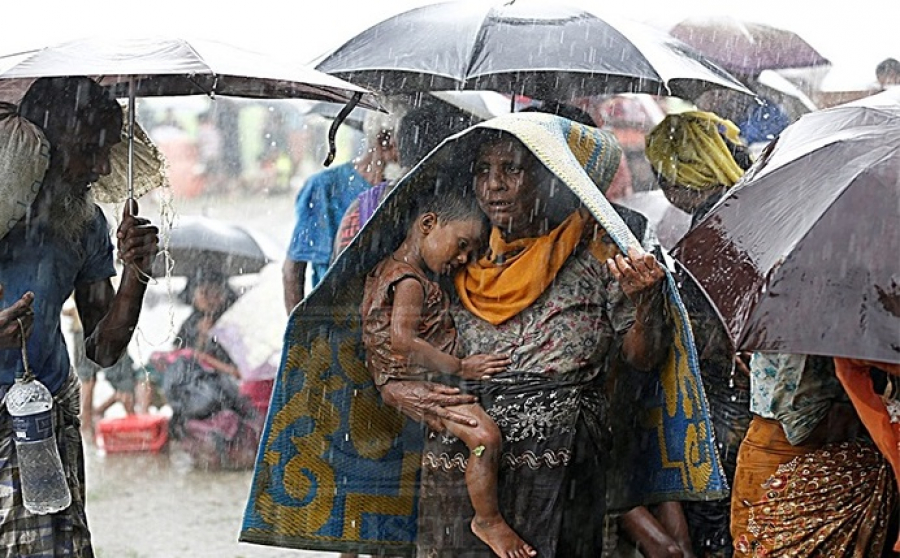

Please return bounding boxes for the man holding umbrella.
[0,76,159,556]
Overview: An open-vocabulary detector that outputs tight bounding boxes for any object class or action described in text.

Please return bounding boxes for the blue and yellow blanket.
[241,113,726,555]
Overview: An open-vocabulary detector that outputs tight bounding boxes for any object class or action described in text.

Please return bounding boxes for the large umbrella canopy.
[0,36,380,108]
[0,36,383,188]
[670,17,831,75]
[153,215,282,278]
[673,89,900,363]
[315,0,752,101]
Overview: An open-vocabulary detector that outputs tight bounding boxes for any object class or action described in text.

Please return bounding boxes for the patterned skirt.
[0,372,93,557]
[416,374,608,558]
[731,416,896,557]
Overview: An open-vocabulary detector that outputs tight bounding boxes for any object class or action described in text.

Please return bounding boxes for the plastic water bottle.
[5,375,71,514]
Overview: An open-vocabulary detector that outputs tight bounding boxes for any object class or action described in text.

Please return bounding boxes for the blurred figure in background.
[331,101,477,261]
[282,112,399,312]
[644,111,755,558]
[196,110,225,194]
[155,269,261,471]
[876,58,900,91]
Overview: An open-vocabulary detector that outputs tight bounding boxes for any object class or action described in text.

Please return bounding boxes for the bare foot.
[471,515,537,558]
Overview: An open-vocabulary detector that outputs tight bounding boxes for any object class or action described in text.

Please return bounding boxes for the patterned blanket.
[240,113,726,555]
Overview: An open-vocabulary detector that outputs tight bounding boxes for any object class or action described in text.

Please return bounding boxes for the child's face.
[420,217,484,276]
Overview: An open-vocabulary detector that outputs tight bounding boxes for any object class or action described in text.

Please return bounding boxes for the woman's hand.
[378,380,479,432]
[610,248,670,371]
[607,246,666,302]
[459,353,511,380]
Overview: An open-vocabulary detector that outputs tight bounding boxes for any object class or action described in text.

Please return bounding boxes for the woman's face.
[473,139,542,238]
[193,282,228,315]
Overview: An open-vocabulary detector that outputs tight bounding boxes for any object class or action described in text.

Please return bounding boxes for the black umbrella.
[153,215,281,278]
[673,89,900,363]
[315,0,752,101]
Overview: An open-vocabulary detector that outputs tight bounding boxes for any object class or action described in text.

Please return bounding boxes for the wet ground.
[85,188,341,557]
[84,446,333,558]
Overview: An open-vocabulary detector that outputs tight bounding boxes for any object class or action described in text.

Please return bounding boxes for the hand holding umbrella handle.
[117,199,160,284]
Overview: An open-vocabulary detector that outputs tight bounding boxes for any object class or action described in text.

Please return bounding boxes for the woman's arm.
[378,379,478,432]
[608,247,670,371]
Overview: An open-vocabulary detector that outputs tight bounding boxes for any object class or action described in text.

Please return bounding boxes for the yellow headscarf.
[645,111,744,191]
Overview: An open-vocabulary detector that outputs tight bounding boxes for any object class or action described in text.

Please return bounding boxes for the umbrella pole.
[127,77,136,203]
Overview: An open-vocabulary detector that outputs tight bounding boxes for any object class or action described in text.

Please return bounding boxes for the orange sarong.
[730,416,896,557]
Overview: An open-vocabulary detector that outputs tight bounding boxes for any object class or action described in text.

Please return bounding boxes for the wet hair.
[397,103,476,169]
[414,173,485,226]
[177,266,237,307]
[18,77,122,145]
[520,100,598,127]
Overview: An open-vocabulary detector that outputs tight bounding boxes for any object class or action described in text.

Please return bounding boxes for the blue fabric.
[0,208,115,394]
[738,98,791,144]
[286,163,373,287]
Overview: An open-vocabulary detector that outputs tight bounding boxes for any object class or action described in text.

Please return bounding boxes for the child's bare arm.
[391,279,511,379]
[390,278,463,376]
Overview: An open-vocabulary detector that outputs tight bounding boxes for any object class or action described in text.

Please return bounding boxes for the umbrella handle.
[323,92,363,167]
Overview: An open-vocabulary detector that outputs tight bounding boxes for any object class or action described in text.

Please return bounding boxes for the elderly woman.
[242,113,724,558]
[390,124,670,558]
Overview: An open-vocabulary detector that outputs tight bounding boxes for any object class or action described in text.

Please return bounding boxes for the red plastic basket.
[97,414,169,453]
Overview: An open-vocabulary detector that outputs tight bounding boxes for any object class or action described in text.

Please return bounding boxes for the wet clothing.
[287,162,374,286]
[678,265,750,558]
[748,353,841,445]
[418,236,637,558]
[71,327,136,393]
[730,416,895,557]
[332,180,390,260]
[361,257,456,387]
[729,355,891,557]
[0,372,93,557]
[0,208,115,394]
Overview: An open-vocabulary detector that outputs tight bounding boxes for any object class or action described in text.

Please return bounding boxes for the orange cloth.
[455,209,620,326]
[833,357,900,552]
[731,415,895,556]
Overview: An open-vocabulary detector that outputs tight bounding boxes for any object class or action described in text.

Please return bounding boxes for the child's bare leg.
[442,404,536,558]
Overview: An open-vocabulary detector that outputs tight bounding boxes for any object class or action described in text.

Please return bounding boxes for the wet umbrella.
[315,0,752,102]
[152,215,282,278]
[673,89,900,363]
[0,36,382,198]
[670,17,830,75]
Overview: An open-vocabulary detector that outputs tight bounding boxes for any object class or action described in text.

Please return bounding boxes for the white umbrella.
[0,36,383,199]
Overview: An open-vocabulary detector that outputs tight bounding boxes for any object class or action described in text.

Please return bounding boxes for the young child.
[361,188,537,558]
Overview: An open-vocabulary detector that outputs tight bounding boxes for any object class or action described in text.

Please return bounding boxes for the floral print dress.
[416,245,635,558]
